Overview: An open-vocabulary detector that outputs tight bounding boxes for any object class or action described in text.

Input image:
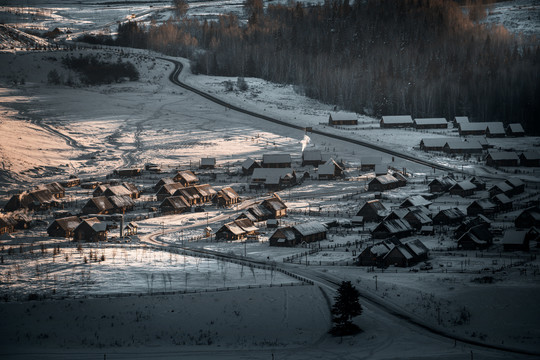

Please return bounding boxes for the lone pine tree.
[330,281,362,336]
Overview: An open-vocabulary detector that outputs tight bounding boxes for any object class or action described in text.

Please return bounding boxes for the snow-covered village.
[0,0,539,359]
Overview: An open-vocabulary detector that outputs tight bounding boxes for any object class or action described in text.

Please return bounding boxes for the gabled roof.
[252,168,295,183]
[318,158,343,175]
[234,218,258,233]
[77,217,107,233]
[381,115,413,124]
[122,182,139,195]
[406,209,432,225]
[384,245,414,260]
[450,180,476,191]
[492,193,512,204]
[429,176,457,188]
[520,151,540,160]
[218,187,239,201]
[175,170,198,183]
[48,216,81,232]
[155,177,175,187]
[489,181,513,193]
[263,197,287,211]
[370,242,392,256]
[222,222,245,236]
[85,196,114,212]
[262,153,292,164]
[401,195,431,208]
[302,149,322,161]
[501,230,527,245]
[293,221,327,236]
[37,182,64,194]
[158,182,185,195]
[161,196,190,209]
[374,219,413,234]
[360,199,387,212]
[444,141,483,150]
[272,227,296,241]
[486,122,505,135]
[459,122,488,132]
[242,157,259,169]
[487,151,519,161]
[236,211,257,222]
[507,123,524,133]
[454,116,469,124]
[469,199,496,210]
[249,204,272,218]
[108,195,135,209]
[505,178,524,188]
[370,174,398,185]
[104,185,132,197]
[414,118,447,126]
[435,207,466,220]
[195,184,217,197]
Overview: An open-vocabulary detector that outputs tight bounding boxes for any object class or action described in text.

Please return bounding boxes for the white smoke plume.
[300,134,311,152]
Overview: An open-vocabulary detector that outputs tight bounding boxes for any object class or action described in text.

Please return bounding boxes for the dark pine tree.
[330,281,363,336]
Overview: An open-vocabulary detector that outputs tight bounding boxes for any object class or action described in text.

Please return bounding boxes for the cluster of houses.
[420,137,540,167]
[215,195,287,240]
[4,182,66,212]
[357,238,429,268]
[154,170,240,215]
[47,214,139,242]
[242,150,345,189]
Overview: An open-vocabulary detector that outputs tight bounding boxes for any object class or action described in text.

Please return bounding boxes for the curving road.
[148,57,540,358]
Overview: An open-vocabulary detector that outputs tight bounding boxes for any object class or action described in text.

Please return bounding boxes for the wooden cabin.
[160,196,190,215]
[413,118,448,129]
[174,170,199,187]
[372,219,413,239]
[261,154,292,168]
[81,196,114,215]
[215,187,240,207]
[485,152,519,167]
[47,216,81,238]
[329,112,358,126]
[73,217,107,242]
[356,200,388,222]
[428,176,457,193]
[368,174,400,192]
[380,115,413,128]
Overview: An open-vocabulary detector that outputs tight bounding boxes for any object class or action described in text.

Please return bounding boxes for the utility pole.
[373,275,378,291]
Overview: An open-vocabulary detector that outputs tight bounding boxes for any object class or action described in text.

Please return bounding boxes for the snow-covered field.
[1,1,540,359]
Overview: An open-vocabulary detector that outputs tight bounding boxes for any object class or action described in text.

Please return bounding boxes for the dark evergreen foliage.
[78,0,539,133]
[330,281,362,336]
[61,54,139,85]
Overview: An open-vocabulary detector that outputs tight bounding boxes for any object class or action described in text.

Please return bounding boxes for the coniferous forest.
[82,0,540,133]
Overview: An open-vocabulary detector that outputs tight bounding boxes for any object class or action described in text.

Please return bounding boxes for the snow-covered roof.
[501,230,527,245]
[459,122,487,131]
[444,141,483,150]
[371,243,391,256]
[242,157,257,169]
[401,195,431,208]
[262,153,292,164]
[293,221,327,236]
[385,245,414,260]
[159,183,184,195]
[162,196,190,209]
[375,219,412,234]
[436,208,466,220]
[414,118,447,126]
[406,209,432,224]
[108,195,135,208]
[219,187,239,200]
[429,176,457,187]
[420,138,456,148]
[520,151,540,160]
[329,112,357,121]
[235,218,258,233]
[360,156,382,165]
[381,115,413,124]
[507,123,524,133]
[374,164,387,175]
[371,174,398,185]
[487,151,519,160]
[201,157,216,166]
[451,180,476,191]
[406,239,429,256]
[87,196,113,211]
[273,227,296,241]
[223,222,245,236]
[50,216,81,232]
[176,170,198,183]
[470,199,496,210]
[249,204,272,218]
[105,185,132,197]
[80,217,107,233]
[195,184,217,197]
[302,149,322,161]
[493,193,512,204]
[486,122,505,135]
[490,181,513,193]
[318,158,342,175]
[252,168,295,182]
[263,197,287,211]
[454,116,469,124]
[505,178,524,188]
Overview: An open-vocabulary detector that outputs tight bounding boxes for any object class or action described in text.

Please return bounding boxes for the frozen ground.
[1,1,540,358]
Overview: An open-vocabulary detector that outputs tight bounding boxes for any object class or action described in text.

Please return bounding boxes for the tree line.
[81,0,540,133]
